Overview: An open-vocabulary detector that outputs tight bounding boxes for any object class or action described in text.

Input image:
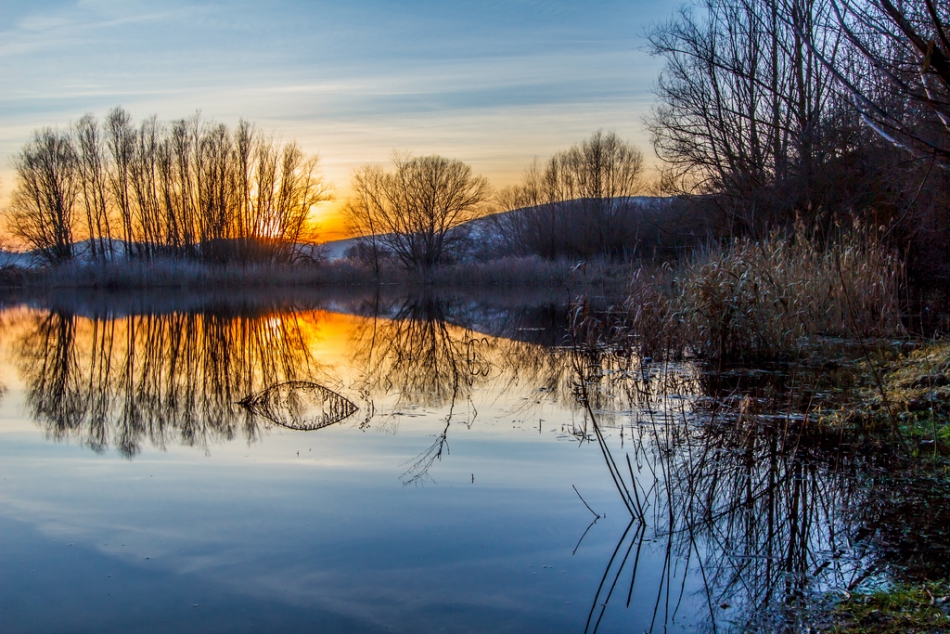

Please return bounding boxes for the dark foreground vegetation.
[568,301,950,631]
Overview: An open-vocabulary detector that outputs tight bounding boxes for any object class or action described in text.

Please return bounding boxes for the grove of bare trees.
[646,0,868,232]
[7,108,330,265]
[491,131,648,260]
[820,0,950,163]
[646,0,950,288]
[8,0,950,289]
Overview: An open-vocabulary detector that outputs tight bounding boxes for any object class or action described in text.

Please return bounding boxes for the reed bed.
[622,228,906,362]
[25,258,379,289]
[3,254,637,290]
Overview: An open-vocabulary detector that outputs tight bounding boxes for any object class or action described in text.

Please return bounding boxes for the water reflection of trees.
[13,293,597,468]
[575,349,950,633]
[353,297,492,411]
[16,310,320,457]
[349,295,595,483]
[348,297,489,483]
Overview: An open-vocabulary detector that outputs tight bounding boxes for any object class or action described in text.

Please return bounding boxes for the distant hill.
[320,237,362,261]
[318,195,674,261]
[0,249,28,268]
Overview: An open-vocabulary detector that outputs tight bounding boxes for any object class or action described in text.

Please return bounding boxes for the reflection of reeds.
[567,325,937,633]
[16,309,320,456]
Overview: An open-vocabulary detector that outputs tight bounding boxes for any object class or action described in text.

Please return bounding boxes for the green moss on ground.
[822,341,950,461]
[827,581,950,633]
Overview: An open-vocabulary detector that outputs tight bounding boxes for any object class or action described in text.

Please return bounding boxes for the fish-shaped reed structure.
[238,381,358,431]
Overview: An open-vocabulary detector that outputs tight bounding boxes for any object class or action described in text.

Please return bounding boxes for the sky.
[0,0,677,239]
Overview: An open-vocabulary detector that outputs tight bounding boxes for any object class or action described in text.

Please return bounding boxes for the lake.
[0,287,944,633]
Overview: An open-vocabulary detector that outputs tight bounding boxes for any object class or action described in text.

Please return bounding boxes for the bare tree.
[75,114,113,260]
[8,128,80,263]
[268,142,330,262]
[816,0,950,163]
[233,119,256,245]
[646,0,847,232]
[345,154,491,276]
[130,115,164,258]
[105,107,136,256]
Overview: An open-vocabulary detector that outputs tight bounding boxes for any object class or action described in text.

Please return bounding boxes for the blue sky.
[0,0,677,236]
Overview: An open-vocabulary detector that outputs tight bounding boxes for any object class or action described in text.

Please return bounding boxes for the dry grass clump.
[36,258,379,289]
[622,227,905,362]
[681,229,904,360]
[623,265,684,359]
[881,342,950,406]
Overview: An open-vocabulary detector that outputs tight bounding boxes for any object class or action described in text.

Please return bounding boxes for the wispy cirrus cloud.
[0,0,674,209]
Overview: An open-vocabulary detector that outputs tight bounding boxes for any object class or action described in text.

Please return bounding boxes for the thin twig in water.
[573,516,600,556]
[573,484,601,519]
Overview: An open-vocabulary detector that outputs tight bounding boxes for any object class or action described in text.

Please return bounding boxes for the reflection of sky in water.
[0,300,709,633]
[3,291,918,633]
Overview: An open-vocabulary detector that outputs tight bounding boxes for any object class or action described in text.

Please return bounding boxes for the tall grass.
[622,227,905,361]
[6,254,637,290]
[426,256,630,288]
[33,258,379,289]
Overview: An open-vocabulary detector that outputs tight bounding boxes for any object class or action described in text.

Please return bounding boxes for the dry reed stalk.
[621,227,905,362]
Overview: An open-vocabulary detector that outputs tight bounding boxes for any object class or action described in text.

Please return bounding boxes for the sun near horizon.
[0,0,674,250]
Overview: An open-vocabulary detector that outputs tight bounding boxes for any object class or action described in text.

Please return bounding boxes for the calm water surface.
[0,288,941,633]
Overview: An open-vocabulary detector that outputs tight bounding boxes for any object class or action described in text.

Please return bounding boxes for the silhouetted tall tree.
[8,129,80,263]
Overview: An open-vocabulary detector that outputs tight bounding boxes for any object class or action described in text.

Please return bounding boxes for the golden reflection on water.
[10,298,936,631]
[4,299,705,459]
[13,308,319,456]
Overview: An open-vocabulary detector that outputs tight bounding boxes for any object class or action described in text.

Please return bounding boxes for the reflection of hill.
[341,286,608,347]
